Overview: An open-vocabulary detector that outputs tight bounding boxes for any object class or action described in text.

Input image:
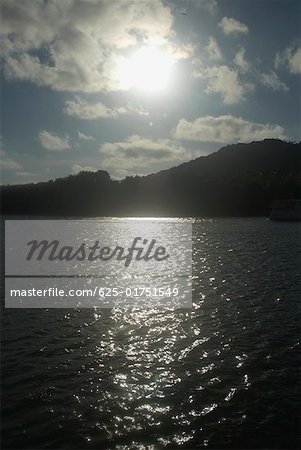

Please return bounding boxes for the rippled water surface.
[1,218,300,449]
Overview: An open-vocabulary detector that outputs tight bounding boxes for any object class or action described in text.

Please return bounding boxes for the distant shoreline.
[1,140,300,217]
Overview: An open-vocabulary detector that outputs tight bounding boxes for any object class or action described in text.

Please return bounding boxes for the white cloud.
[234,48,250,73]
[72,164,97,174]
[64,97,121,119]
[205,38,222,61]
[218,17,249,35]
[195,65,254,104]
[39,130,71,151]
[275,42,301,74]
[1,0,175,92]
[233,49,288,92]
[183,0,218,15]
[16,171,36,177]
[100,135,191,178]
[0,150,22,170]
[77,131,96,141]
[174,115,286,143]
[195,0,218,15]
[64,97,148,119]
[260,70,289,92]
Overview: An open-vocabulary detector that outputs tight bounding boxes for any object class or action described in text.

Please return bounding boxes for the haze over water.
[1,218,300,449]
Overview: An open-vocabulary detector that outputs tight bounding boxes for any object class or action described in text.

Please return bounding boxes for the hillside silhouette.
[1,139,301,217]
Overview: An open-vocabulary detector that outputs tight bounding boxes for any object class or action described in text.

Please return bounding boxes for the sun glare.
[120,45,174,92]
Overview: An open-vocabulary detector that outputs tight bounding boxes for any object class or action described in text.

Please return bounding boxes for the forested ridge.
[1,139,300,217]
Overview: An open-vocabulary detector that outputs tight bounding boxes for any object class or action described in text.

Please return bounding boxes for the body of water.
[1,218,300,449]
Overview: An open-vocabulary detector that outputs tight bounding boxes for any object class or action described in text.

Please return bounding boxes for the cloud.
[64,97,121,119]
[183,0,218,15]
[16,171,36,177]
[260,70,289,91]
[0,150,22,170]
[77,131,96,141]
[99,135,191,178]
[233,50,288,92]
[195,0,218,15]
[72,164,97,174]
[174,115,286,143]
[64,97,148,119]
[1,0,174,92]
[205,38,222,61]
[218,17,249,35]
[275,42,301,74]
[39,130,71,151]
[204,0,218,14]
[233,48,250,73]
[195,65,254,104]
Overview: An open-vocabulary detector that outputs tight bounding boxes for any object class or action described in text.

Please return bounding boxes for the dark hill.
[152,139,300,178]
[1,139,300,217]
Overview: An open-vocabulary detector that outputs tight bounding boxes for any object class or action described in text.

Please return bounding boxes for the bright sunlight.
[119,45,175,92]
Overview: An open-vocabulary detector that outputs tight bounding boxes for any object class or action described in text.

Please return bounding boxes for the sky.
[0,0,300,184]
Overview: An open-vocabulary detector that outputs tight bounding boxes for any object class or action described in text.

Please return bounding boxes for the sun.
[119,45,175,92]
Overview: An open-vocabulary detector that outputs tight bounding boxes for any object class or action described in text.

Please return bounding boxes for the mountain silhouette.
[1,139,300,217]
